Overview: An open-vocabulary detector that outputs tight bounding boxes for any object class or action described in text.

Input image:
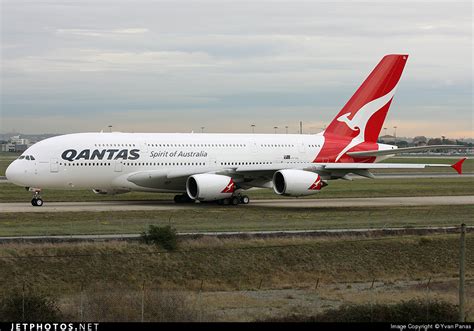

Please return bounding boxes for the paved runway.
[1,195,473,213]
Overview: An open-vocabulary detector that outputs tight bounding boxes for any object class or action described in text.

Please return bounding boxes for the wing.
[347,145,467,157]
[306,157,467,179]
[126,158,467,189]
[230,158,467,182]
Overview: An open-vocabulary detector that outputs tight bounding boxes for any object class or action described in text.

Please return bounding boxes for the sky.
[1,0,472,138]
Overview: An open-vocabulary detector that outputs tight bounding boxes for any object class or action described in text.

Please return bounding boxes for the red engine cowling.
[273,169,326,196]
[186,174,235,201]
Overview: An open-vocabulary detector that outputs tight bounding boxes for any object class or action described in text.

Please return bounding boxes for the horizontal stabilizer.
[347,145,467,157]
[451,157,467,175]
[323,162,453,171]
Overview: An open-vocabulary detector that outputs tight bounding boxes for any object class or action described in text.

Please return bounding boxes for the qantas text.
[61,149,140,162]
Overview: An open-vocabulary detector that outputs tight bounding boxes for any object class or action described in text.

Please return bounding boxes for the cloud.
[1,0,472,137]
[56,28,149,37]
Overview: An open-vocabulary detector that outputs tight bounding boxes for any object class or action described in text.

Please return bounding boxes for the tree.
[427,138,442,145]
[0,291,62,321]
[141,225,178,251]
[395,140,408,148]
[413,136,427,145]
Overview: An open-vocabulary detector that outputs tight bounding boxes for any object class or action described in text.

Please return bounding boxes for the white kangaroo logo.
[337,113,360,131]
[334,84,398,162]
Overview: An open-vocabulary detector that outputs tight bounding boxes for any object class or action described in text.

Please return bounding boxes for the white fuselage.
[6,132,322,192]
[6,132,391,194]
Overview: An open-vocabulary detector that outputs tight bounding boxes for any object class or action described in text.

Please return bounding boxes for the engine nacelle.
[273,169,326,196]
[186,174,235,201]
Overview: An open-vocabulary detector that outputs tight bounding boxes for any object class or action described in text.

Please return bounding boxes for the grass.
[0,234,472,292]
[1,176,473,203]
[0,205,473,237]
[261,299,459,322]
[0,154,19,177]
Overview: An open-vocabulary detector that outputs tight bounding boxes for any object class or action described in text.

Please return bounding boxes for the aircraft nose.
[5,160,24,185]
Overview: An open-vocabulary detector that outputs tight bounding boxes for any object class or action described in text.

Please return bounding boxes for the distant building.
[378,135,397,143]
[1,143,16,152]
[10,135,30,145]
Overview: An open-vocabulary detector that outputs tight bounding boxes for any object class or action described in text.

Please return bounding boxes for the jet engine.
[273,169,326,196]
[186,174,235,201]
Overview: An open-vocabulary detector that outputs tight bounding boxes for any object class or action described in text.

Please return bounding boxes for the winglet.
[451,158,467,175]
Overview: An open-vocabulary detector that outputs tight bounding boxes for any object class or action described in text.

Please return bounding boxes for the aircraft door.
[50,158,59,173]
[298,141,306,153]
[298,141,307,162]
[114,161,123,172]
[208,157,217,168]
[249,139,257,153]
[140,141,148,153]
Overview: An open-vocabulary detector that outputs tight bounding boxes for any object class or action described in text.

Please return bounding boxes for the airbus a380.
[6,54,467,206]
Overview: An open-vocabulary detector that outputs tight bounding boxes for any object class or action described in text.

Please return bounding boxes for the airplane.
[5,54,467,207]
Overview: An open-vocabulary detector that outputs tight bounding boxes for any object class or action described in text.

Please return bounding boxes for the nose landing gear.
[30,189,44,207]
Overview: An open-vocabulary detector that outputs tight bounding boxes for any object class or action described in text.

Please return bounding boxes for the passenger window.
[30,156,35,160]
[26,156,30,160]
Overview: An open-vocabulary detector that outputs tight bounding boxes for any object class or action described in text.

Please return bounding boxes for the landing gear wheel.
[223,198,230,205]
[31,198,43,207]
[231,196,240,205]
[240,195,250,204]
[174,194,195,204]
[217,199,224,205]
[30,189,43,207]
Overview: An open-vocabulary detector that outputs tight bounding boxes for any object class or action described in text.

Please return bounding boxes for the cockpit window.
[18,155,35,160]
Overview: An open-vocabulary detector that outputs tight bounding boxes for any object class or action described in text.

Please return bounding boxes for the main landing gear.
[174,194,195,204]
[30,189,44,207]
[216,195,250,206]
[173,194,250,205]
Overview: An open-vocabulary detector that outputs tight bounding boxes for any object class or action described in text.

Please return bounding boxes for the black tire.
[184,195,195,203]
[31,198,37,206]
[217,199,224,205]
[35,198,44,207]
[241,195,250,204]
[174,195,183,203]
[223,198,230,205]
[231,197,240,205]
